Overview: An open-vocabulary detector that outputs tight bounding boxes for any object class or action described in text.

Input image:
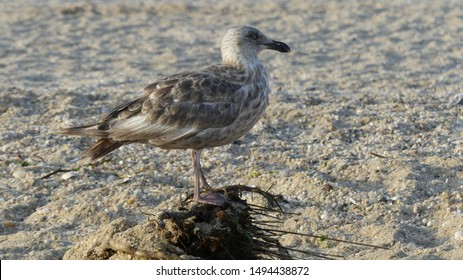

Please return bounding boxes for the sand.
[1,0,462,259]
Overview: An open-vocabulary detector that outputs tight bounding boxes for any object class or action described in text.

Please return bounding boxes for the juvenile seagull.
[58,26,290,205]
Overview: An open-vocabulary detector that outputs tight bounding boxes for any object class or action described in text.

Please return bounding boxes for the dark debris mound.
[64,185,292,260]
[154,185,291,259]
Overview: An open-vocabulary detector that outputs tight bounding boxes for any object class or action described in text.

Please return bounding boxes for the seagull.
[57,26,290,205]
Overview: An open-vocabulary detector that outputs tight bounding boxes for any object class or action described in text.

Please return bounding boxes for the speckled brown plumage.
[57,26,290,205]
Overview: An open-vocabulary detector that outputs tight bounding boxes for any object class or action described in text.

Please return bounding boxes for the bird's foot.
[200,177,212,190]
[196,192,227,206]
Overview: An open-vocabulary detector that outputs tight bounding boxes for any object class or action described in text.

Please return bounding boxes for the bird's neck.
[223,54,265,76]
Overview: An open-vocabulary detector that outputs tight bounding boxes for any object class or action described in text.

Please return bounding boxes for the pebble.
[323,184,334,192]
[320,210,329,220]
[348,197,358,205]
[405,242,417,251]
[61,171,78,180]
[106,174,118,183]
[1,143,9,152]
[12,169,27,179]
[367,191,377,202]
[127,197,136,205]
[4,220,16,228]
[36,207,50,214]
[455,230,463,242]
[279,169,290,177]
[449,93,463,106]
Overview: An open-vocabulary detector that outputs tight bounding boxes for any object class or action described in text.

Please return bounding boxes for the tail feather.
[54,123,109,138]
[55,124,125,161]
[82,138,125,161]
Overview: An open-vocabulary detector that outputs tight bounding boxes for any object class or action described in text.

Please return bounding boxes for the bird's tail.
[54,124,124,161]
[82,138,124,161]
[54,123,109,138]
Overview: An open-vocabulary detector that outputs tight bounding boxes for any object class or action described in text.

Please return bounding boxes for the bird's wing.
[99,69,245,142]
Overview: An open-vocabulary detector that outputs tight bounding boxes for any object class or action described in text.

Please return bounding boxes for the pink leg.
[199,169,211,189]
[191,149,202,202]
[190,149,225,206]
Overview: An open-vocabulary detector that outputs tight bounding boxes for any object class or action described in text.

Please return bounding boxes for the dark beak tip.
[268,40,291,53]
[278,44,291,53]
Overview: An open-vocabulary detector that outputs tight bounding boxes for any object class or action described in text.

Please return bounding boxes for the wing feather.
[95,66,245,144]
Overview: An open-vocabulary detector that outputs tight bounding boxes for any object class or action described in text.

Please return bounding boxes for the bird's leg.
[190,149,225,206]
[199,166,212,190]
[189,150,211,189]
[191,149,202,202]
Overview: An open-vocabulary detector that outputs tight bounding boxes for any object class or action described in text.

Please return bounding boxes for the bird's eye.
[249,33,258,40]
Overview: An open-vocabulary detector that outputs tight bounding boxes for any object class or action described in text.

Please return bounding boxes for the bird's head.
[221,26,290,67]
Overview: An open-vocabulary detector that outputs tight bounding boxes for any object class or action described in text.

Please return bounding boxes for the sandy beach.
[1,0,462,259]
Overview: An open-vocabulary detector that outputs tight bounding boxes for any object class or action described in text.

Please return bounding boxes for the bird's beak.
[264,40,291,53]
